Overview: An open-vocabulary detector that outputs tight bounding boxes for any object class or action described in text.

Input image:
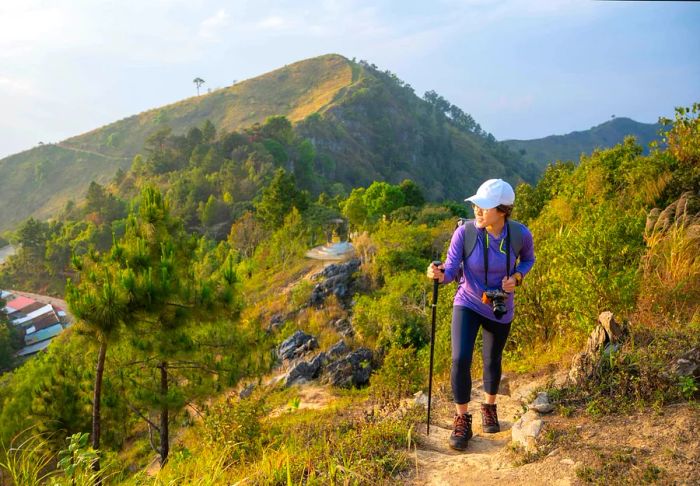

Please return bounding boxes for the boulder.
[239,383,255,399]
[324,348,373,388]
[267,313,286,333]
[328,339,349,357]
[277,330,318,361]
[511,410,544,452]
[414,391,429,408]
[568,312,626,385]
[309,259,361,307]
[332,317,355,337]
[285,354,324,386]
[529,392,554,414]
[671,347,700,379]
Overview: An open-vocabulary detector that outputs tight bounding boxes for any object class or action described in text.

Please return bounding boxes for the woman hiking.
[426,178,535,451]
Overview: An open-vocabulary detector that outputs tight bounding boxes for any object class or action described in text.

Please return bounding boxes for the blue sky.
[1,0,698,159]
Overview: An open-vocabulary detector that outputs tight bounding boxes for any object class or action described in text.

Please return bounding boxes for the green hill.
[0,54,538,232]
[503,117,662,169]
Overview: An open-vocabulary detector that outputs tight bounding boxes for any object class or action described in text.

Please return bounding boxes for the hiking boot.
[481,403,500,433]
[449,413,473,451]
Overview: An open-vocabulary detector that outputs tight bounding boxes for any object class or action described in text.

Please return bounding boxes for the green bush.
[353,271,429,350]
[370,346,424,399]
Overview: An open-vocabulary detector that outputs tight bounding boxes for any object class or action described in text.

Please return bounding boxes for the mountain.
[503,117,662,169]
[0,54,537,232]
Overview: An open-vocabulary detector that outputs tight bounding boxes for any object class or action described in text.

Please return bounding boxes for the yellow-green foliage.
[638,213,700,326]
[153,388,420,486]
[370,346,424,399]
[353,270,430,350]
[511,138,661,353]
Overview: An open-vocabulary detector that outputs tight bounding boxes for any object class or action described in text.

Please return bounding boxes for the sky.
[1,0,698,159]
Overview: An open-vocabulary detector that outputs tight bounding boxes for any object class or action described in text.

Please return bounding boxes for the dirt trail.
[410,379,577,486]
[56,142,130,160]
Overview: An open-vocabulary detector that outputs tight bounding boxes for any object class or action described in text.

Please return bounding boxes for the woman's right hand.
[426,262,445,283]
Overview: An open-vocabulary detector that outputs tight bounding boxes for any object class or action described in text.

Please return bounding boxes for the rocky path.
[410,379,576,486]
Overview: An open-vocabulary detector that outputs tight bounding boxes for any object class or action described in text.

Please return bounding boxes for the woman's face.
[472,205,505,229]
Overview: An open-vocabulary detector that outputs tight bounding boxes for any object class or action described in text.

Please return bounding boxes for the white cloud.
[199,9,231,39]
[257,16,286,30]
[0,77,38,96]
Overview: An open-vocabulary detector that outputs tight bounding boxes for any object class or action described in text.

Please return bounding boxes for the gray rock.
[324,348,373,388]
[308,259,361,307]
[599,311,625,344]
[328,339,349,357]
[267,313,286,333]
[277,330,318,361]
[529,392,554,414]
[239,383,255,399]
[414,391,429,408]
[286,353,324,386]
[569,312,627,385]
[671,347,700,379]
[511,410,544,452]
[332,318,355,337]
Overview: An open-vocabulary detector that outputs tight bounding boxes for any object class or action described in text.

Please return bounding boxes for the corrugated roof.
[11,301,46,316]
[26,311,60,332]
[12,304,54,325]
[24,324,63,346]
[16,339,53,357]
[5,296,36,311]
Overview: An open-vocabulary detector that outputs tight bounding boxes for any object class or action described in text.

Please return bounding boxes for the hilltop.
[0,54,537,232]
[503,117,662,169]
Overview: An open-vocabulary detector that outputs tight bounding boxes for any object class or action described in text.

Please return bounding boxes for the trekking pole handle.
[431,261,443,306]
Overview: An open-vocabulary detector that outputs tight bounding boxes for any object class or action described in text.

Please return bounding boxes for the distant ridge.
[503,117,662,169]
[0,54,540,232]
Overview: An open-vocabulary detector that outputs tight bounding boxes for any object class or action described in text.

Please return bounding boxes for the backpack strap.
[506,220,524,258]
[458,218,525,275]
[459,218,479,262]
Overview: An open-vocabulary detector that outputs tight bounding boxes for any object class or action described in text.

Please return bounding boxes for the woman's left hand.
[501,275,517,293]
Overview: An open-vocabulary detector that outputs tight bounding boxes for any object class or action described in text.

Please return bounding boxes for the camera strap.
[483,220,511,289]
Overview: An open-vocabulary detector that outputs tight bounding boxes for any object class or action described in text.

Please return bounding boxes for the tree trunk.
[159,361,169,466]
[92,340,107,485]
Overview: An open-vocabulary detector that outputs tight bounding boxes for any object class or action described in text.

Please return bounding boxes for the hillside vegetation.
[0,54,535,232]
[0,104,697,484]
[504,117,662,170]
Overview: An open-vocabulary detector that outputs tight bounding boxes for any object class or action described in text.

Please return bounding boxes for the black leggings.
[451,306,511,404]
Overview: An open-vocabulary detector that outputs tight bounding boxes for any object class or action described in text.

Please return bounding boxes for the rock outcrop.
[511,410,544,452]
[309,259,361,307]
[529,392,554,414]
[324,348,374,388]
[277,330,318,361]
[568,311,626,385]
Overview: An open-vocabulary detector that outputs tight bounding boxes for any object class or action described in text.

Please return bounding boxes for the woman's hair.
[496,204,513,218]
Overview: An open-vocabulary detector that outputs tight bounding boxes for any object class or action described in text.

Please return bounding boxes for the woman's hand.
[501,275,517,293]
[426,262,445,283]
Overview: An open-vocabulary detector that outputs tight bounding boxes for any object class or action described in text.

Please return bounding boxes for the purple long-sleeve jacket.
[442,220,536,323]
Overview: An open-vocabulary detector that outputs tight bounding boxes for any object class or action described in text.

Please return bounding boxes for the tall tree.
[115,186,239,466]
[66,254,132,483]
[255,168,309,228]
[193,77,205,96]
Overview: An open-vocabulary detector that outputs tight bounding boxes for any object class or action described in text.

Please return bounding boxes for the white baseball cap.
[465,179,515,209]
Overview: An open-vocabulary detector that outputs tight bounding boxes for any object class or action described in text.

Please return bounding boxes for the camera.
[482,290,508,319]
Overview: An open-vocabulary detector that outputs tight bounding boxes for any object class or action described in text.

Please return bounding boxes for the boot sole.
[448,441,470,451]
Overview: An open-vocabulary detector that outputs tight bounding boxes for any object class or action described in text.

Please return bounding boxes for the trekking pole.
[427,260,443,435]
